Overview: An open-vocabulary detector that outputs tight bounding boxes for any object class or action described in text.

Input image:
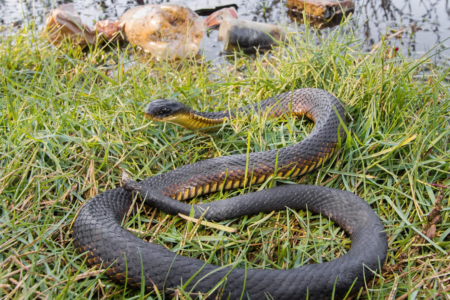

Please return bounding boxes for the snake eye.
[158,107,171,115]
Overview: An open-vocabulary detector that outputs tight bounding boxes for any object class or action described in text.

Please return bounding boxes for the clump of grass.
[0,19,449,299]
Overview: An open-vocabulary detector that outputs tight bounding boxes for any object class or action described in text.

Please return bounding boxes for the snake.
[73,88,388,299]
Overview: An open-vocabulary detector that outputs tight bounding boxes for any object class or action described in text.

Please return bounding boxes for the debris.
[425,225,437,240]
[178,213,237,233]
[369,28,408,54]
[287,0,354,19]
[43,4,204,60]
[119,4,204,60]
[122,171,130,182]
[195,4,239,16]
[287,10,344,29]
[218,19,286,52]
[95,20,121,41]
[204,7,238,29]
[409,188,445,253]
[43,4,97,46]
[11,20,23,28]
[431,182,450,189]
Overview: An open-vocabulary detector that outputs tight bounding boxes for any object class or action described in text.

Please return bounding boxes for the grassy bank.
[1,21,449,299]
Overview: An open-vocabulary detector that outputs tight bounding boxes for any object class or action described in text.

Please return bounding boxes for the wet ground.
[1,0,449,62]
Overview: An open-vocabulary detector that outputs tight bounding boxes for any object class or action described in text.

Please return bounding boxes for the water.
[1,0,449,62]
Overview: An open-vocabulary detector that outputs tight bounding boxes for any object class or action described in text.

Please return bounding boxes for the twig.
[369,28,409,54]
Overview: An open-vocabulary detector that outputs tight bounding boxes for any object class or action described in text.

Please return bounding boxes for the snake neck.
[168,110,229,130]
[164,93,320,131]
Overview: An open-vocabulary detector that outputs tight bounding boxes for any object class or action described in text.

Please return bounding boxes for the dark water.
[1,0,449,62]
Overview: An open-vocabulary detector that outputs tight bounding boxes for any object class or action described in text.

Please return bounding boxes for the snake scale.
[73,88,388,299]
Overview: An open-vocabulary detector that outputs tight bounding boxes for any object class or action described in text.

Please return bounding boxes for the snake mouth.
[144,112,186,123]
[144,113,165,121]
[146,112,202,130]
[144,113,159,121]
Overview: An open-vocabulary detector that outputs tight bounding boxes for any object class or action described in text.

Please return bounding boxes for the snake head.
[144,99,223,131]
[144,99,191,122]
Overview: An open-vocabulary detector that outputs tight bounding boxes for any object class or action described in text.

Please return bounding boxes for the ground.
[0,21,449,299]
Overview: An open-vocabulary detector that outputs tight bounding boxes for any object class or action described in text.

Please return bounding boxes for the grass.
[0,19,449,299]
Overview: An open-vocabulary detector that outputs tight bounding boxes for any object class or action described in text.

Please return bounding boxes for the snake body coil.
[73,88,388,299]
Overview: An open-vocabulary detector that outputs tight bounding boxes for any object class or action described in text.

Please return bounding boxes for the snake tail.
[73,185,387,299]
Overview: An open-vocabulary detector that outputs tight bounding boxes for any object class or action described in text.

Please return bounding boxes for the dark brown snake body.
[73,88,388,299]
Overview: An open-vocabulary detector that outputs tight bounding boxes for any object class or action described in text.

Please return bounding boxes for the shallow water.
[1,0,449,62]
